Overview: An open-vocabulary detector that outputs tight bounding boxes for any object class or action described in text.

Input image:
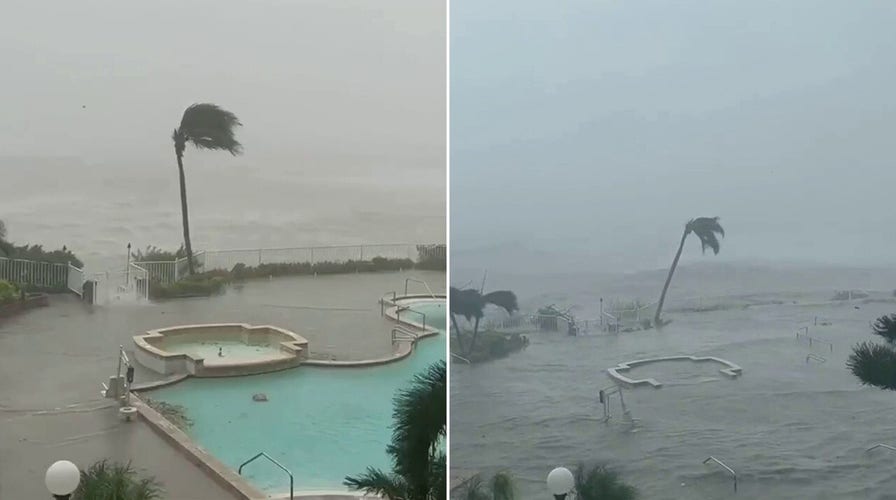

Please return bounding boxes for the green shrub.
[0,280,21,304]
[5,244,83,268]
[131,245,186,262]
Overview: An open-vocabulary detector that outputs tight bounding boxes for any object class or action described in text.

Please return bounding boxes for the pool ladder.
[796,327,833,352]
[703,456,737,492]
[392,325,419,343]
[239,452,293,500]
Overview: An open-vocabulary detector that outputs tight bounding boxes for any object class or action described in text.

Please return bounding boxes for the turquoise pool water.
[402,300,446,332]
[148,329,444,493]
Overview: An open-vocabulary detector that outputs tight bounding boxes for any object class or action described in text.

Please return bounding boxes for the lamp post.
[126,242,132,285]
[45,460,79,499]
[547,466,575,500]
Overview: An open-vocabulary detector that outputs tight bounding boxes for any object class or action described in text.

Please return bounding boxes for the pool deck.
[0,271,445,499]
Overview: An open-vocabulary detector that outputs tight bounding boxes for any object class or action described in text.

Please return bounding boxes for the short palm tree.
[574,464,638,500]
[345,360,446,500]
[73,460,163,500]
[0,220,13,257]
[654,217,725,327]
[172,103,243,275]
[457,472,515,500]
[449,287,518,356]
[848,313,896,390]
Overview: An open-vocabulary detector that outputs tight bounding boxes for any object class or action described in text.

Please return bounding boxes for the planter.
[0,293,50,321]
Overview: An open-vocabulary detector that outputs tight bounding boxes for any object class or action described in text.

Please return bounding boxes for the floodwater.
[450,265,896,500]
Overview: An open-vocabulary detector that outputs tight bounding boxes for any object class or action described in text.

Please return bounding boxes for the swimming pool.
[147,328,444,493]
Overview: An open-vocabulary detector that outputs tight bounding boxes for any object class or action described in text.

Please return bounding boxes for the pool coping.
[132,293,445,498]
[606,355,743,388]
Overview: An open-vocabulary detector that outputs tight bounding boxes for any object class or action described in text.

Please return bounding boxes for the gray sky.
[1,0,444,174]
[451,0,896,273]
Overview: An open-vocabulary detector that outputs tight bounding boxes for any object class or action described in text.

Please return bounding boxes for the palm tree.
[73,460,163,500]
[0,220,13,257]
[848,313,896,390]
[654,217,725,327]
[345,360,446,500]
[172,103,243,275]
[574,464,638,500]
[457,472,515,500]
[449,287,518,356]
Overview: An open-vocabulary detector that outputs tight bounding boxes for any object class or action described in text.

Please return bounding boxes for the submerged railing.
[703,456,737,492]
[239,452,294,500]
[866,443,896,453]
[796,328,834,352]
[405,277,436,298]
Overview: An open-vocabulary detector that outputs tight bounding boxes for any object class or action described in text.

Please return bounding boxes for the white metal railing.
[405,277,436,298]
[136,243,443,283]
[866,443,896,453]
[703,456,737,492]
[806,353,826,364]
[0,256,68,289]
[67,262,85,296]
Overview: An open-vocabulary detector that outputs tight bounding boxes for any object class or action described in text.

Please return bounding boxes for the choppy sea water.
[450,268,896,500]
[1,160,445,272]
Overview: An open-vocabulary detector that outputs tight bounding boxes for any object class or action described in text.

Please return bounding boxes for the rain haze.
[451,0,896,278]
[1,0,445,270]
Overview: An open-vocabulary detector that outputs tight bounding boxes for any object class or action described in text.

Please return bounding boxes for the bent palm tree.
[0,220,13,257]
[172,103,243,275]
[73,459,163,500]
[654,217,725,327]
[450,287,518,356]
[345,360,446,500]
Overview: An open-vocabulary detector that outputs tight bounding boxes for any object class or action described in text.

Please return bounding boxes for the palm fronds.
[848,341,896,390]
[871,314,896,344]
[574,464,638,500]
[73,460,163,500]
[345,361,446,499]
[687,217,725,255]
[174,103,243,156]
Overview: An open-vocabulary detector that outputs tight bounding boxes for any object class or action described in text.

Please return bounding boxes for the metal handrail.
[397,307,427,332]
[703,456,737,492]
[405,277,436,298]
[379,291,398,315]
[392,326,418,343]
[451,352,471,364]
[866,443,896,453]
[806,353,826,364]
[239,452,294,500]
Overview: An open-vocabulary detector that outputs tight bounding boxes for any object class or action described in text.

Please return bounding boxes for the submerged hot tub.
[134,323,309,377]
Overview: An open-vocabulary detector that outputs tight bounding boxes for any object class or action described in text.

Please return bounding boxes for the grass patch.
[452,331,528,363]
[142,397,192,431]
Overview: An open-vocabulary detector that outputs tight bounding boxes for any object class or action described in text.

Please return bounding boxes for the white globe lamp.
[45,460,80,499]
[547,466,575,499]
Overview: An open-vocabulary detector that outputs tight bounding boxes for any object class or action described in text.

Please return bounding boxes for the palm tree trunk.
[654,229,689,328]
[466,316,481,356]
[450,313,466,355]
[176,153,195,276]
